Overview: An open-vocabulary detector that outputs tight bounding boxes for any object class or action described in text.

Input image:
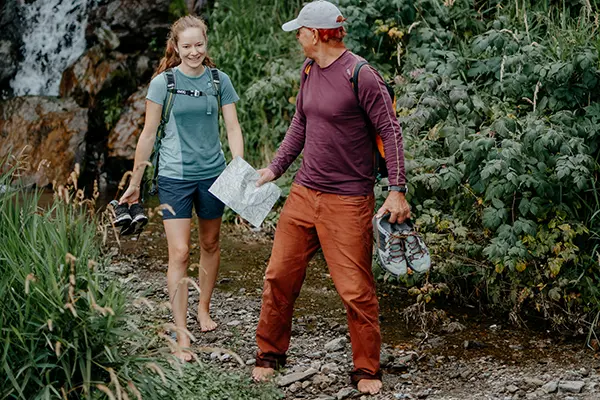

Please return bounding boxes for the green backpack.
[147,68,222,196]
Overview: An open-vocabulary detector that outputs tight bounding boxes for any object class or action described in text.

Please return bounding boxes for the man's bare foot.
[197,310,217,332]
[252,366,275,382]
[357,379,382,395]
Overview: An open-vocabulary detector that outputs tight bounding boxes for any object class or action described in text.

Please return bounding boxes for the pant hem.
[350,369,383,385]
[255,352,287,370]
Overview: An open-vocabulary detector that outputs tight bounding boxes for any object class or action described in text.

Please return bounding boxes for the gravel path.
[108,222,600,400]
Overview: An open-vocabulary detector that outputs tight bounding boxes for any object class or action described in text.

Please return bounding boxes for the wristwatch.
[388,185,408,193]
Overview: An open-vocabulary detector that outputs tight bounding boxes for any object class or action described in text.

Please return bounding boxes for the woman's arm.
[119,100,163,204]
[222,103,244,159]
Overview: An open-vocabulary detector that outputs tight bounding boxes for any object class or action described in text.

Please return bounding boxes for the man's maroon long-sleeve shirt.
[268,50,406,196]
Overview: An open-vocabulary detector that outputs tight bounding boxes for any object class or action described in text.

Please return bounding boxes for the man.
[252,0,410,395]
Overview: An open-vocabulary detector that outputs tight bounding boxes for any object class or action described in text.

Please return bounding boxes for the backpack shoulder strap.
[350,60,369,100]
[301,59,315,84]
[209,68,222,109]
[160,68,177,130]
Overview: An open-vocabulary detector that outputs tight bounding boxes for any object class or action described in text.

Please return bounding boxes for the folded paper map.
[208,156,281,228]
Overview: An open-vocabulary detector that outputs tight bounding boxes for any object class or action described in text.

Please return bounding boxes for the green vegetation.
[205,0,600,332]
[341,0,600,331]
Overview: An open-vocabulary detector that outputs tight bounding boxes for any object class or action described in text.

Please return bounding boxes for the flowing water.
[10,0,89,96]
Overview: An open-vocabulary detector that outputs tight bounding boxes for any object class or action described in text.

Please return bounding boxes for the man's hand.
[256,168,276,187]
[376,191,410,224]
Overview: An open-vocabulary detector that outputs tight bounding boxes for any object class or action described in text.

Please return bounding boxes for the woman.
[119,15,244,361]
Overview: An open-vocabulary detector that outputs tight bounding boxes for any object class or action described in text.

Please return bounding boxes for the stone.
[336,387,357,400]
[506,384,519,393]
[325,337,347,352]
[321,363,340,374]
[219,353,231,362]
[59,45,129,108]
[107,87,148,159]
[277,368,318,387]
[86,0,171,53]
[558,381,585,393]
[521,377,544,389]
[0,97,87,187]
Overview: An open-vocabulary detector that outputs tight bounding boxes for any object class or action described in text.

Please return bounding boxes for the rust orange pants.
[255,183,381,383]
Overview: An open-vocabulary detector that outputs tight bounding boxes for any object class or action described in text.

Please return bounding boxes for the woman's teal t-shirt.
[146,66,239,181]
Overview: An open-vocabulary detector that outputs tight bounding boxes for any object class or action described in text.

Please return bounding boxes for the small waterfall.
[10,0,88,96]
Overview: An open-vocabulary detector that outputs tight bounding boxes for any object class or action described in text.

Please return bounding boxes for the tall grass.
[0,159,172,399]
[0,157,283,399]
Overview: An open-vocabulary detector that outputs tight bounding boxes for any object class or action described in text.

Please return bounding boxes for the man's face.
[296,27,316,57]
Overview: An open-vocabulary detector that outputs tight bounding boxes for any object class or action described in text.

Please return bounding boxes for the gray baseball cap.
[282,1,345,32]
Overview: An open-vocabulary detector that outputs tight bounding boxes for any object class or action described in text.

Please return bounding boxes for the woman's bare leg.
[164,218,193,361]
[196,217,222,331]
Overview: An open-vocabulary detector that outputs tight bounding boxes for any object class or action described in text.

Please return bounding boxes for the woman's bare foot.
[173,349,194,362]
[197,310,218,332]
[252,366,275,382]
[173,336,194,362]
[357,379,382,395]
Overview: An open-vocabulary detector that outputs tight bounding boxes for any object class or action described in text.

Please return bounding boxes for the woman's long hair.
[153,15,216,78]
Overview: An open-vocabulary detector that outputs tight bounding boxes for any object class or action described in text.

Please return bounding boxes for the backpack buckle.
[194,90,201,97]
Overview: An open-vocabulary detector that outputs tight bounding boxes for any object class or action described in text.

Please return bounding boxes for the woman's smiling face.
[176,27,207,71]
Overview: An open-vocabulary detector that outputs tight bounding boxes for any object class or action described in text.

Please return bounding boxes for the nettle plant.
[352,0,600,326]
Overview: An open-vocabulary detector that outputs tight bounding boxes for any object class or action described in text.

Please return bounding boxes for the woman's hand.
[119,185,140,205]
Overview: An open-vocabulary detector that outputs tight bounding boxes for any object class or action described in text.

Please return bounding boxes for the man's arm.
[358,65,410,223]
[357,66,406,186]
[257,64,309,186]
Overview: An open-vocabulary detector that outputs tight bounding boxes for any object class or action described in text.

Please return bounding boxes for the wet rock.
[0,97,87,187]
[0,40,17,88]
[336,387,357,400]
[309,351,326,359]
[521,377,544,389]
[312,374,333,390]
[463,340,487,350]
[277,367,318,387]
[107,87,147,159]
[558,381,585,393]
[288,382,301,393]
[321,362,340,374]
[59,45,128,108]
[86,0,171,53]
[325,337,347,352]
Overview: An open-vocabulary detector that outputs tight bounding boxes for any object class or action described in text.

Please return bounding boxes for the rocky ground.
[107,219,600,400]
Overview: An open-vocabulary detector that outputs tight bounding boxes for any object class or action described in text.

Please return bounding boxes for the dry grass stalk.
[146,362,167,384]
[96,384,116,400]
[118,171,133,191]
[64,303,78,317]
[127,381,142,400]
[133,297,155,311]
[25,273,36,294]
[108,368,123,400]
[47,319,53,332]
[157,203,176,217]
[163,323,197,343]
[55,341,61,357]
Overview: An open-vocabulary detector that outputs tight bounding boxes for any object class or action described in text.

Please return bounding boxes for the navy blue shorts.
[157,175,225,220]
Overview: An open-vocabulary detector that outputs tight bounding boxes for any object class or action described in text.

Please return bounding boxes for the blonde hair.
[153,15,216,78]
